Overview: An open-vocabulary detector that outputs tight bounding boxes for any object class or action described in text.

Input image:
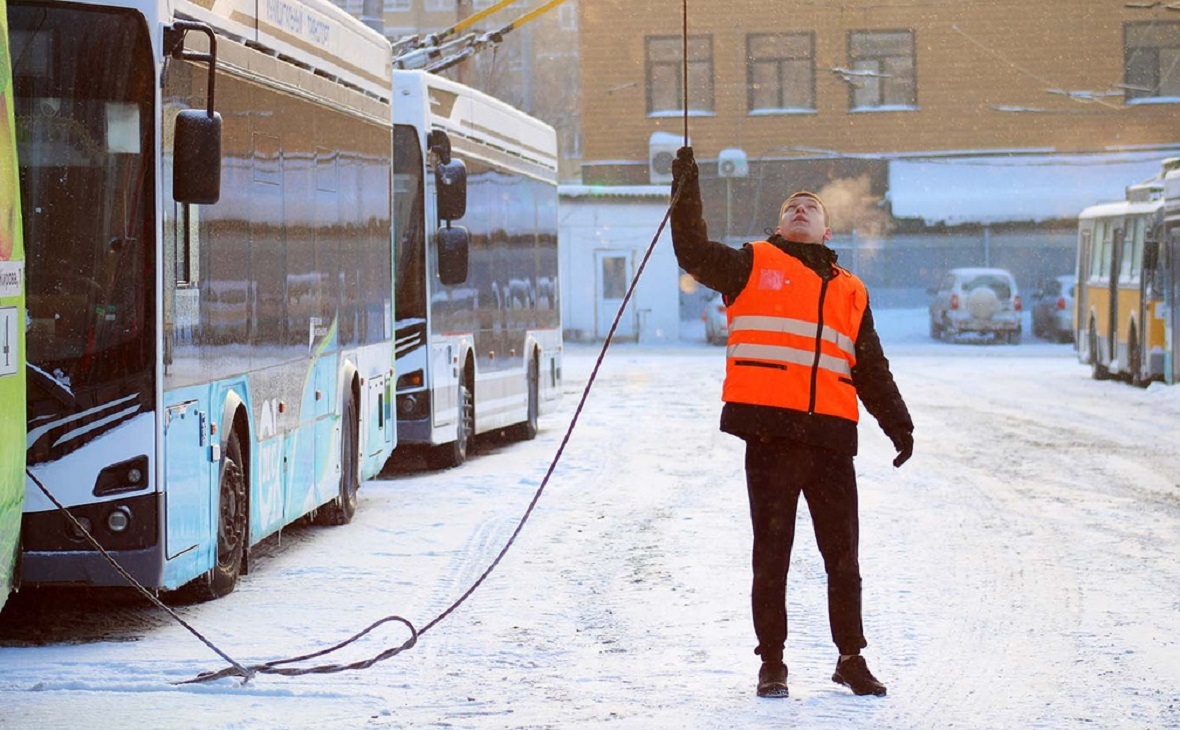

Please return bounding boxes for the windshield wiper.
[27,362,77,410]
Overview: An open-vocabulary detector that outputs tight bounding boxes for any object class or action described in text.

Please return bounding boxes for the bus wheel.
[185,431,247,602]
[1128,328,1145,388]
[509,355,539,441]
[1089,324,1110,381]
[427,380,473,470]
[315,392,359,526]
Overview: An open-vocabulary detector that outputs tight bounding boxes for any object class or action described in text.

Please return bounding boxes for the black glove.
[671,146,698,190]
[890,430,913,468]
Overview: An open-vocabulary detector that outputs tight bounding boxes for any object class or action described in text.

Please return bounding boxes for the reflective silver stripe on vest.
[726,342,853,377]
[729,315,856,358]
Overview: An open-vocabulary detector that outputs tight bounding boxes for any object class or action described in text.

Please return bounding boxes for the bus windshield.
[393,124,426,324]
[9,5,154,407]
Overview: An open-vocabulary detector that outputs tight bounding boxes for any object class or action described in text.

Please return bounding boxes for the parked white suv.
[928,267,1022,344]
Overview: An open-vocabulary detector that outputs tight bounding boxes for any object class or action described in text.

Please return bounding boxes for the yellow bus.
[1075,162,1174,385]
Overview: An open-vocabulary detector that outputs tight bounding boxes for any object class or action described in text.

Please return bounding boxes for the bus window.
[1118,216,1137,283]
[1091,219,1109,279]
[1127,216,1144,281]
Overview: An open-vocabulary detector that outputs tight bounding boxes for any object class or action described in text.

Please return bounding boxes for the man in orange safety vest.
[670,146,913,699]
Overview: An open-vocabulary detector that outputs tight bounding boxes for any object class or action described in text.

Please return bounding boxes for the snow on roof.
[888,150,1180,226]
[560,184,671,200]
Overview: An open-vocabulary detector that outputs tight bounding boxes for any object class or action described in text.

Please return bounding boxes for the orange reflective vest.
[723,241,868,422]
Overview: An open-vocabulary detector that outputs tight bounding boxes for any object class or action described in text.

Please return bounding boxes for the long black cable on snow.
[25,469,256,682]
[183,180,690,686]
[44,0,692,686]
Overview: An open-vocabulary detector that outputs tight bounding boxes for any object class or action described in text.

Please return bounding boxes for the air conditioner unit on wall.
[718,148,748,179]
[649,131,685,185]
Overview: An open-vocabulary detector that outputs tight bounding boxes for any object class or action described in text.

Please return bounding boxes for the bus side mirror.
[437,225,469,286]
[1143,239,1160,271]
[174,109,222,204]
[436,158,467,221]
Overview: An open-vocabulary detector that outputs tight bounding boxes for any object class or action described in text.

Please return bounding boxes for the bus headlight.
[93,455,150,496]
[399,393,418,414]
[107,506,132,533]
[67,517,94,541]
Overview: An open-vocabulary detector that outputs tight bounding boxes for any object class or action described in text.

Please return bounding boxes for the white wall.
[559,188,682,344]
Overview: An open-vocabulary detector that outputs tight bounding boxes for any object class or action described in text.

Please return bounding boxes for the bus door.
[1076,226,1092,347]
[1169,231,1180,384]
[1107,226,1124,362]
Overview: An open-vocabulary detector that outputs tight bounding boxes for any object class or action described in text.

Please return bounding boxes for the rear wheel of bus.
[315,392,359,526]
[1128,326,1146,388]
[1089,322,1110,381]
[509,353,539,441]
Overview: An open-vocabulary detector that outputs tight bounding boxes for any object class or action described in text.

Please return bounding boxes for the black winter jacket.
[670,174,913,456]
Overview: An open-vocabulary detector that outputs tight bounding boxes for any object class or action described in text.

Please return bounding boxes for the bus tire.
[315,392,359,526]
[509,355,539,442]
[1128,327,1146,388]
[427,379,473,470]
[1089,323,1110,381]
[185,431,247,602]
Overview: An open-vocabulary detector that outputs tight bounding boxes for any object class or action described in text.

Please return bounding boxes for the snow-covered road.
[2,310,1179,729]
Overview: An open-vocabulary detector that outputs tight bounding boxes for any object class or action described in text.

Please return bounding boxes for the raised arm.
[670,147,751,300]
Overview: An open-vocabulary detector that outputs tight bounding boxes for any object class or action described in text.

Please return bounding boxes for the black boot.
[831,655,886,696]
[756,660,789,698]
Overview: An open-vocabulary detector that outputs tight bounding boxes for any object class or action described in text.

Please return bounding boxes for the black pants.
[745,439,867,661]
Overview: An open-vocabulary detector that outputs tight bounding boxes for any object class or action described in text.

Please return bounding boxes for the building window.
[847,30,915,110]
[333,0,364,15]
[559,1,578,32]
[746,32,814,113]
[646,35,713,115]
[1125,22,1180,102]
[385,0,410,11]
[425,0,450,10]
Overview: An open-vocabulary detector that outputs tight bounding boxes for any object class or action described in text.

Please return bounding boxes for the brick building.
[579,0,1180,237]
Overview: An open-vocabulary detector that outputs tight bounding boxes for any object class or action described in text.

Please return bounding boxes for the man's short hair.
[779,191,830,228]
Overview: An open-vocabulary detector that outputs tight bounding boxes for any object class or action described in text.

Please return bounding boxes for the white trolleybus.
[391,70,562,469]
[13,0,397,599]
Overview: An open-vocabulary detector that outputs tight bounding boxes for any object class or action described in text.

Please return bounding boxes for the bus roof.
[175,0,392,100]
[1077,198,1162,220]
[393,69,558,177]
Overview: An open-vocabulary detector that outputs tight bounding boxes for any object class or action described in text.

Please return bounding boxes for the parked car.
[1031,274,1076,343]
[703,291,728,345]
[928,267,1022,344]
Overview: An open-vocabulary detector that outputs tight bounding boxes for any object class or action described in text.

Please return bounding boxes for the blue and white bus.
[392,70,562,469]
[13,0,396,599]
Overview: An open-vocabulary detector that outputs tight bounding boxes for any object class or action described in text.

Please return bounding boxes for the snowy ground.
[2,309,1179,730]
